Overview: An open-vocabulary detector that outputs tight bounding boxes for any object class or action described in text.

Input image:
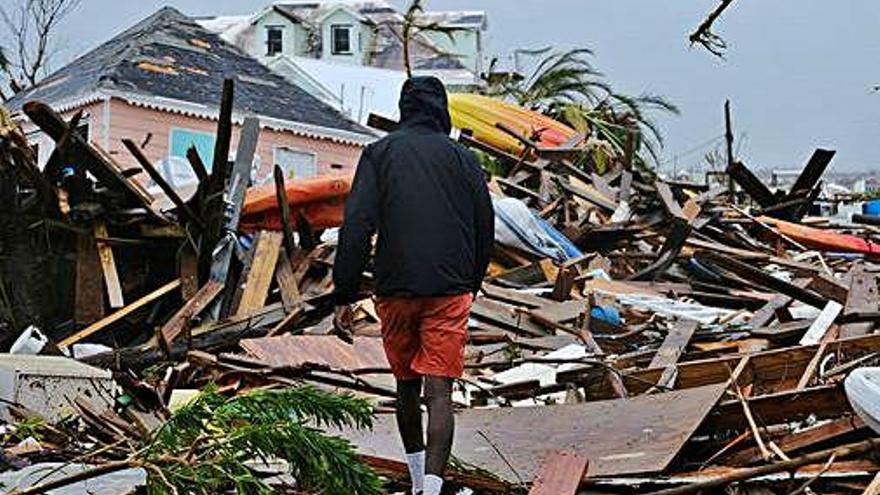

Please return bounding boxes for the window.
[274,147,317,180]
[159,129,217,189]
[266,26,283,56]
[331,25,353,54]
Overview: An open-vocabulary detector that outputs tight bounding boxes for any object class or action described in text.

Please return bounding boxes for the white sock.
[405,451,425,494]
[423,474,443,495]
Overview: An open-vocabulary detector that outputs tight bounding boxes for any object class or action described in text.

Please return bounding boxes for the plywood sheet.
[241,335,389,371]
[342,384,725,480]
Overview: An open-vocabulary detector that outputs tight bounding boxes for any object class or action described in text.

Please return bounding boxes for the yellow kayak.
[448,94,578,155]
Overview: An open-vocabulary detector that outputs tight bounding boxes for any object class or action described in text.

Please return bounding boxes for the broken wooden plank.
[159,279,224,350]
[727,161,776,208]
[799,300,843,346]
[94,222,124,309]
[273,164,297,256]
[697,251,829,309]
[786,149,836,204]
[840,264,879,339]
[725,416,867,466]
[122,138,206,231]
[234,231,283,316]
[650,320,699,389]
[59,279,181,349]
[528,451,589,495]
[749,278,810,328]
[275,249,304,312]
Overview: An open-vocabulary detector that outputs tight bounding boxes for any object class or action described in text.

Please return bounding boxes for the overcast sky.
[47,1,880,174]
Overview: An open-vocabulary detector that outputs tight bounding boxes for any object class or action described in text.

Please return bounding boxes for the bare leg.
[424,376,454,476]
[396,377,425,453]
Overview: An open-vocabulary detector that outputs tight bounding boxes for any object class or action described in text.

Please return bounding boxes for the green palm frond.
[144,385,382,495]
[481,47,679,168]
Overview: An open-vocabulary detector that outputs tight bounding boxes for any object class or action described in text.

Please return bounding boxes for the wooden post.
[724,100,735,199]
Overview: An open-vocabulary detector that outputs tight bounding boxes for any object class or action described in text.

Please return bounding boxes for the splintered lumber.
[86,302,288,370]
[727,161,775,207]
[528,451,589,495]
[159,279,224,350]
[341,384,726,480]
[94,222,124,309]
[697,251,829,308]
[749,279,810,328]
[840,264,879,339]
[122,139,206,231]
[22,101,154,210]
[234,231,283,316]
[75,233,105,325]
[208,117,260,311]
[725,416,867,466]
[650,320,699,388]
[59,279,181,349]
[646,439,879,495]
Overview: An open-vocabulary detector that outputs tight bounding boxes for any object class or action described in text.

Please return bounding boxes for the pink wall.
[105,98,364,181]
[20,97,365,183]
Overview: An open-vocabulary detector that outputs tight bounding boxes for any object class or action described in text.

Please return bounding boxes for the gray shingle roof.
[5,7,371,138]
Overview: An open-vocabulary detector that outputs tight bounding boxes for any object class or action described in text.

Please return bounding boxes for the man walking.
[333,76,494,495]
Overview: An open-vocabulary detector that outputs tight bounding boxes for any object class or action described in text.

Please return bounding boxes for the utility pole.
[724,100,735,199]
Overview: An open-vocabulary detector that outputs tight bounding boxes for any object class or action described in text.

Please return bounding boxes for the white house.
[199,1,488,77]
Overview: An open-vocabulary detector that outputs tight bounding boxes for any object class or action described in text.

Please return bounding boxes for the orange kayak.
[760,216,880,258]
[239,175,352,232]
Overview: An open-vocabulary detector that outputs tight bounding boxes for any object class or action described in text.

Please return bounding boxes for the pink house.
[6,7,375,194]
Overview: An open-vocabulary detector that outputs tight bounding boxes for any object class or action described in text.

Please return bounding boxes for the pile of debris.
[0,78,879,494]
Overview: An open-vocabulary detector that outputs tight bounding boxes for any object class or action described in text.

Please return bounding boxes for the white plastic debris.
[9,326,47,355]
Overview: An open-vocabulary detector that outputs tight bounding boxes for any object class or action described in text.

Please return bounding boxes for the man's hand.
[332,305,354,343]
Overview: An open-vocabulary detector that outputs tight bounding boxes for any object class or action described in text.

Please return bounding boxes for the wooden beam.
[234,231,283,316]
[59,280,181,349]
[273,165,296,258]
[275,249,304,312]
[74,233,105,325]
[94,222,124,309]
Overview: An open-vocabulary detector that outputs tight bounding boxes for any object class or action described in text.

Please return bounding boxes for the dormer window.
[331,24,353,54]
[266,26,283,56]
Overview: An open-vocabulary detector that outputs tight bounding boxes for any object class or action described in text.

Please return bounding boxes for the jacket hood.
[398,76,452,134]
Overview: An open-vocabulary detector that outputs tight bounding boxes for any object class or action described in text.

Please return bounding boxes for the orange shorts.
[375,294,472,380]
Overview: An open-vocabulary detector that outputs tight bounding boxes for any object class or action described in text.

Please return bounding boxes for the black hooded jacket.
[333,77,494,304]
